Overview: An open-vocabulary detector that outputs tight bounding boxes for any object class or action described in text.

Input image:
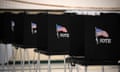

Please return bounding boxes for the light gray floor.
[0,63,120,72]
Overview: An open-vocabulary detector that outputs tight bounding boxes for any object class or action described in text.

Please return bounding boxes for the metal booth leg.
[85,65,87,72]
[48,56,51,72]
[76,64,79,72]
[26,49,31,72]
[20,48,25,72]
[118,65,120,72]
[102,65,104,72]
[5,44,9,72]
[69,63,73,72]
[64,55,66,72]
[38,52,41,72]
[34,52,37,72]
[1,44,5,72]
[12,47,18,72]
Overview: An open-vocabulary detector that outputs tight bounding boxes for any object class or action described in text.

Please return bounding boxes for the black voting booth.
[86,13,120,61]
[0,12,16,69]
[66,13,120,72]
[68,13,120,61]
[13,13,38,72]
[37,13,70,55]
[35,13,70,72]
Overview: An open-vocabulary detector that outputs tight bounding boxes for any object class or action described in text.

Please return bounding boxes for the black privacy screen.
[37,13,48,50]
[69,14,85,56]
[0,13,3,42]
[96,13,120,60]
[24,14,38,48]
[84,15,103,60]
[14,13,37,48]
[85,13,120,61]
[0,12,16,44]
[14,13,25,45]
[37,13,70,54]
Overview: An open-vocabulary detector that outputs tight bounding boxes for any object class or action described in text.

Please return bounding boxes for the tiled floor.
[0,63,120,72]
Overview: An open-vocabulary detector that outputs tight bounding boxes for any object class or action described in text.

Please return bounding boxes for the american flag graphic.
[31,22,37,34]
[56,24,68,32]
[32,22,37,29]
[96,27,109,37]
[11,21,15,31]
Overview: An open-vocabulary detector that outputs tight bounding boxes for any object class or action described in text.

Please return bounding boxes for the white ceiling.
[0,0,120,10]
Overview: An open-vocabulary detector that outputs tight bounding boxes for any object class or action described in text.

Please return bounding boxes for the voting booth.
[35,13,71,72]
[69,13,120,61]
[90,13,120,61]
[37,13,70,55]
[0,12,15,64]
[66,13,120,72]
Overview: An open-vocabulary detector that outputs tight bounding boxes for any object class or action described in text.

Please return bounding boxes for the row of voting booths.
[0,11,120,72]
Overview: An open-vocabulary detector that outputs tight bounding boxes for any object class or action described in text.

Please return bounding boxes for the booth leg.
[48,56,51,72]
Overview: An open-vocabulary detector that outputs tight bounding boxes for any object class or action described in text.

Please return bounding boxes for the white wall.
[0,0,120,10]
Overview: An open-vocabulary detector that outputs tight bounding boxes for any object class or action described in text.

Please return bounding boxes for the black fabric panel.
[47,14,70,53]
[14,13,38,48]
[97,13,120,60]
[0,13,3,42]
[1,12,16,43]
[24,14,38,48]
[37,14,70,54]
[37,13,48,50]
[84,13,120,61]
[69,14,85,56]
[14,13,25,45]
[84,15,103,60]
